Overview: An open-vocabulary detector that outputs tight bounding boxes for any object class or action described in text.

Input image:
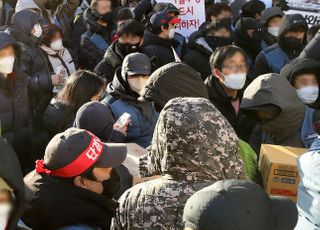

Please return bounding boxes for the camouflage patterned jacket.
[112,97,244,230]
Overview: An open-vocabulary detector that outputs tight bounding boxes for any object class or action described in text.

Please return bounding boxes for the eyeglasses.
[221,64,248,72]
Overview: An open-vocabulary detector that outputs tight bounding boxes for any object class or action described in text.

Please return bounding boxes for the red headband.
[36,133,105,178]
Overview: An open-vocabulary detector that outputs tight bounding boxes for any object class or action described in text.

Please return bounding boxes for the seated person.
[112,97,244,229]
[104,53,158,148]
[241,73,310,151]
[22,128,127,230]
[74,101,132,199]
[260,7,284,49]
[280,58,320,107]
[183,179,298,230]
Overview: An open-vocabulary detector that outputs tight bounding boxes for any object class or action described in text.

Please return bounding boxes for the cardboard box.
[123,143,161,185]
[259,144,307,202]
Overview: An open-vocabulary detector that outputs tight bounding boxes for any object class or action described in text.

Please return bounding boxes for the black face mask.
[45,0,63,10]
[205,36,233,50]
[118,42,140,55]
[281,37,304,51]
[101,169,120,199]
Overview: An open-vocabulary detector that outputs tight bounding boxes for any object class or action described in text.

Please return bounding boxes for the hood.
[15,0,41,12]
[261,7,284,25]
[241,73,305,146]
[233,17,263,58]
[143,30,176,48]
[0,32,21,63]
[188,30,212,56]
[278,14,308,45]
[107,68,138,101]
[10,10,42,45]
[0,138,25,230]
[140,62,209,110]
[146,97,244,180]
[280,58,320,85]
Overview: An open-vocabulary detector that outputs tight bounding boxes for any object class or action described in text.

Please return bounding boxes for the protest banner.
[157,0,206,39]
[286,0,320,27]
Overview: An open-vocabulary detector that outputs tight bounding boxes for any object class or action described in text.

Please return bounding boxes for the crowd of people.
[0,0,319,229]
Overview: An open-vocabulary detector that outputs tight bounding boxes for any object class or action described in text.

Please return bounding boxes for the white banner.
[157,0,206,39]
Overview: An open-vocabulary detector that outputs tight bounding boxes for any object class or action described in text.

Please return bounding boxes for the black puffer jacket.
[183,30,232,80]
[0,32,33,172]
[10,10,53,130]
[79,8,115,70]
[23,170,118,230]
[0,137,25,230]
[94,40,127,83]
[141,30,177,72]
[43,98,74,140]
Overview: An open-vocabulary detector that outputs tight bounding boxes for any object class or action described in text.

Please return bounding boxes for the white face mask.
[221,72,247,90]
[0,203,12,230]
[0,56,15,74]
[296,86,319,104]
[267,26,280,37]
[128,77,149,95]
[169,28,175,39]
[33,24,43,38]
[50,39,63,51]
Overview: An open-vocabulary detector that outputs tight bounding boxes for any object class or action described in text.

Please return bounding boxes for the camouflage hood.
[146,97,244,180]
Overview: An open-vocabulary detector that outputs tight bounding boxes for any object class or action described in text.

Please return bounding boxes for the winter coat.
[106,68,158,148]
[43,98,74,140]
[94,40,128,83]
[241,73,306,151]
[0,137,25,230]
[141,30,177,72]
[40,44,76,94]
[40,45,76,81]
[112,97,244,229]
[183,30,213,80]
[183,30,232,80]
[15,0,80,48]
[79,8,114,70]
[205,75,256,142]
[253,14,308,78]
[22,170,118,230]
[295,137,320,229]
[10,10,54,130]
[140,62,209,111]
[0,32,33,172]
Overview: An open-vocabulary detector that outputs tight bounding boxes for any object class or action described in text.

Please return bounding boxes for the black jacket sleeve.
[300,30,320,61]
[80,35,104,70]
[251,52,270,80]
[20,50,53,94]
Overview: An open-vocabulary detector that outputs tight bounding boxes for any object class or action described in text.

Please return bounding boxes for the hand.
[51,74,64,86]
[114,118,131,136]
